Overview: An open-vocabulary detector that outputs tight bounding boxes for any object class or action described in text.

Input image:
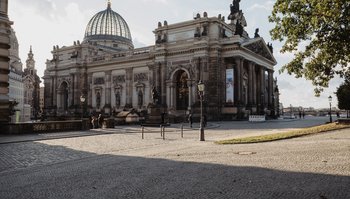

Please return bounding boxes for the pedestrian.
[92,115,98,129]
[161,112,165,124]
[98,114,104,128]
[302,111,305,119]
[299,111,302,119]
[89,115,93,129]
[188,113,193,128]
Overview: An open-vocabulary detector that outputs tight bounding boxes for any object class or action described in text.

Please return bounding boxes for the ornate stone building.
[44,1,278,120]
[23,46,41,119]
[0,0,12,125]
[9,28,25,123]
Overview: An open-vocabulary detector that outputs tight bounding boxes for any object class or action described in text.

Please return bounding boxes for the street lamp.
[197,80,205,141]
[328,95,332,123]
[80,94,86,120]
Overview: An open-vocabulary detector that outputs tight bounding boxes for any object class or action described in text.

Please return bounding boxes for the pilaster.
[125,68,133,106]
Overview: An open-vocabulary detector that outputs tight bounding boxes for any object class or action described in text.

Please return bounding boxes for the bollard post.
[160,125,163,137]
[141,126,144,139]
[162,126,165,140]
[181,124,183,138]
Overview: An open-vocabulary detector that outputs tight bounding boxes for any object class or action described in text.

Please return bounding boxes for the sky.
[9,0,342,109]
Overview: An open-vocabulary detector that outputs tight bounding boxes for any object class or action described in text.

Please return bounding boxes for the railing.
[3,120,89,135]
[249,115,266,122]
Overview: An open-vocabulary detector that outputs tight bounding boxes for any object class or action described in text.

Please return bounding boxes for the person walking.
[203,115,207,127]
[188,113,193,128]
[98,114,104,128]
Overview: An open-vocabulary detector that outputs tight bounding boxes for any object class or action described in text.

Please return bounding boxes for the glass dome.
[83,1,132,47]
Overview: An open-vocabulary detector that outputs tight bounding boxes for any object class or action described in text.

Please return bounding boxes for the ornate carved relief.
[134,73,148,82]
[167,63,195,79]
[57,76,72,88]
[94,77,105,85]
[113,75,126,85]
[244,41,273,61]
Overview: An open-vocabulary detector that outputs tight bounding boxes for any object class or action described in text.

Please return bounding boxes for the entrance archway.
[175,70,189,110]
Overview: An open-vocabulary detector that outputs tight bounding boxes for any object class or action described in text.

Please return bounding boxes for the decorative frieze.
[94,77,105,85]
[113,75,125,85]
[57,76,72,88]
[134,73,148,82]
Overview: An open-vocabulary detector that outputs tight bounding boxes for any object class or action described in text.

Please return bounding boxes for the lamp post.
[328,95,332,123]
[80,95,86,120]
[197,80,205,141]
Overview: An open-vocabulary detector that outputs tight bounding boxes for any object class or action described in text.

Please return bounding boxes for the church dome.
[83,1,133,49]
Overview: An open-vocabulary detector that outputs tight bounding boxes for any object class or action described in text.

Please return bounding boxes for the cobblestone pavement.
[0,117,349,198]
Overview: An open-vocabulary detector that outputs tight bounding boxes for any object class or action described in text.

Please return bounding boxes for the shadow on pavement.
[0,142,348,199]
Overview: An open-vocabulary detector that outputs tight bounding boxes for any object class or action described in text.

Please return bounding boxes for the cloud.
[15,0,57,19]
[141,0,169,4]
[247,1,274,11]
[277,79,296,90]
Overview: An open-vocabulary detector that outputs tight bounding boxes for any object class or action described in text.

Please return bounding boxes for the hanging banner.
[226,69,234,103]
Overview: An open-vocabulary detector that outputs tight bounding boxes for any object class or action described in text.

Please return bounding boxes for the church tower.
[23,46,41,119]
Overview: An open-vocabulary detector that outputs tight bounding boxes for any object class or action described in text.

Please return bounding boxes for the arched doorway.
[58,81,69,111]
[175,70,189,110]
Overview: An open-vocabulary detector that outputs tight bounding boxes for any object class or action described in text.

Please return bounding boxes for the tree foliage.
[269,0,350,96]
[336,78,350,112]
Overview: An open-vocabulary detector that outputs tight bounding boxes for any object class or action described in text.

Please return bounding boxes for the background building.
[44,1,277,121]
[39,86,44,116]
[9,28,24,123]
[0,0,12,126]
[23,46,41,120]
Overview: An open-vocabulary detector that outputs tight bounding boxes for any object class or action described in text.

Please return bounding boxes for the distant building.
[8,28,25,123]
[40,86,44,115]
[23,47,41,120]
[0,0,12,126]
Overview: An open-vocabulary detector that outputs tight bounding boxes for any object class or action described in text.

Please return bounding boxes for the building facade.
[44,1,278,120]
[9,28,25,123]
[23,47,41,120]
[0,0,12,125]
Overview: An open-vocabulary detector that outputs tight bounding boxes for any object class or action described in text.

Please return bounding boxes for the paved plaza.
[0,117,349,199]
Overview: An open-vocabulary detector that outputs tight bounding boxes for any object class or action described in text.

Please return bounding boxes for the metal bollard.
[162,126,165,140]
[181,124,184,138]
[141,126,144,139]
[160,125,163,137]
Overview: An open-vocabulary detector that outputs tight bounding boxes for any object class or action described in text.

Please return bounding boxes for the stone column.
[166,82,170,107]
[125,68,133,106]
[248,62,254,106]
[170,83,175,109]
[187,80,193,111]
[105,71,112,114]
[105,71,112,106]
[235,57,243,106]
[268,70,274,109]
[260,66,265,111]
[160,62,167,106]
[87,73,93,108]
[252,64,257,106]
[70,74,74,107]
[52,76,57,108]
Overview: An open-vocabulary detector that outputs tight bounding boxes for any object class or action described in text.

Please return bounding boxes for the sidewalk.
[0,117,329,144]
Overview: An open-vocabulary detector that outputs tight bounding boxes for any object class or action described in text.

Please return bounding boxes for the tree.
[336,78,350,118]
[269,0,350,96]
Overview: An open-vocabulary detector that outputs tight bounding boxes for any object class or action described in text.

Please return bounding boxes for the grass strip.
[216,123,350,145]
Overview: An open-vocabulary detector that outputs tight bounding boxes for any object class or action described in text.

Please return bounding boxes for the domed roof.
[84,1,132,45]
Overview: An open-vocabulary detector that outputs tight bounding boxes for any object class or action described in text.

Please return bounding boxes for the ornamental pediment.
[242,38,276,64]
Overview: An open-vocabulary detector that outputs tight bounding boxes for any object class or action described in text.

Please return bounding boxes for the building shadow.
[0,142,348,199]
